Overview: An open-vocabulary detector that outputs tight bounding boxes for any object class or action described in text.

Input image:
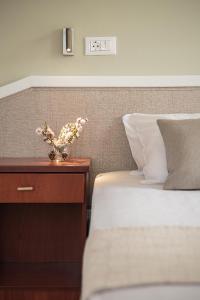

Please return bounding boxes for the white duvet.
[90,170,200,232]
[87,170,200,300]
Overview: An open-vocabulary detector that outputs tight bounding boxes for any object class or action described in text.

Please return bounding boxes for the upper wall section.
[1,0,200,86]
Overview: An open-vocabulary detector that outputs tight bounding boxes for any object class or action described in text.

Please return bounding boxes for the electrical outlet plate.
[85,37,117,55]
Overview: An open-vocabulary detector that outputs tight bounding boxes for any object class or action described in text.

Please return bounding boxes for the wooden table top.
[0,158,91,173]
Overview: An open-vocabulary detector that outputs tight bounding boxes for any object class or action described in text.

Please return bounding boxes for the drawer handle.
[17,187,34,191]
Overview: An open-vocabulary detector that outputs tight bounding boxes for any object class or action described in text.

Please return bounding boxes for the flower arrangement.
[36,117,88,161]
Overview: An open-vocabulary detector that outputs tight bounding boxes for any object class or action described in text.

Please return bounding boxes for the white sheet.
[90,170,200,232]
[88,170,200,300]
[91,284,200,300]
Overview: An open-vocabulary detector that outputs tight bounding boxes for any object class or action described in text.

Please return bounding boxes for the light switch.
[85,37,117,55]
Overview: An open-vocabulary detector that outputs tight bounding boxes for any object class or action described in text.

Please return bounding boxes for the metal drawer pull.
[17,187,34,191]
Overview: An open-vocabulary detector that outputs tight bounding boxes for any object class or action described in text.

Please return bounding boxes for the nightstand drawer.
[0,173,85,203]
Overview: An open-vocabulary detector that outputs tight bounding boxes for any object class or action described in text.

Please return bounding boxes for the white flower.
[66,132,72,137]
[66,132,72,139]
[57,142,64,148]
[76,117,82,123]
[36,117,88,150]
[35,127,43,135]
[80,119,86,125]
[47,127,55,137]
[46,139,52,144]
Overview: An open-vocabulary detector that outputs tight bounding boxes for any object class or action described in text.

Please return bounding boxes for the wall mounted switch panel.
[85,37,117,55]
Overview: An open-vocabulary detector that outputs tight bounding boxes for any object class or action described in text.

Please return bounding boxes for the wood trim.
[1,75,200,99]
[0,158,91,173]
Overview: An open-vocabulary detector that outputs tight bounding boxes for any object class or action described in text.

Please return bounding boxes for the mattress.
[91,285,200,300]
[85,170,200,300]
[90,170,200,232]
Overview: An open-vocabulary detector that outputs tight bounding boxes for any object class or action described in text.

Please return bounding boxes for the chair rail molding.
[1,75,200,99]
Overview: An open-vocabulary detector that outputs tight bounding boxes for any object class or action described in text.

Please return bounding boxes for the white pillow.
[123,114,144,171]
[123,113,200,183]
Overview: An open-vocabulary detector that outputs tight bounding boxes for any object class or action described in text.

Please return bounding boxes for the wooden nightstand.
[0,158,91,300]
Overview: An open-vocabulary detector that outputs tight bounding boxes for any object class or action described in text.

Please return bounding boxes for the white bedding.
[90,170,200,232]
[88,170,200,300]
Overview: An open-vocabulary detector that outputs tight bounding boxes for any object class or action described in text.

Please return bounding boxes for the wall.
[1,86,200,186]
[1,0,200,86]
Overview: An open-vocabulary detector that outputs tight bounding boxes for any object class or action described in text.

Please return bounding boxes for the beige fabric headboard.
[1,87,200,185]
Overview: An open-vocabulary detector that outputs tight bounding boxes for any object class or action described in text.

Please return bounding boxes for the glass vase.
[48,145,70,162]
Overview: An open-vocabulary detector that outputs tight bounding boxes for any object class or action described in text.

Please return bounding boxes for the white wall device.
[85,37,117,55]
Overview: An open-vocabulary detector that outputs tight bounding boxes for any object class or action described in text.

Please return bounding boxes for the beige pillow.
[157,118,200,190]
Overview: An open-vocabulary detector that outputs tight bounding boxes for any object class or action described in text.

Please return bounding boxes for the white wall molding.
[1,75,200,99]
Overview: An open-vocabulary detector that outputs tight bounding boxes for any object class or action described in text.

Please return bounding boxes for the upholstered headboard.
[1,87,200,185]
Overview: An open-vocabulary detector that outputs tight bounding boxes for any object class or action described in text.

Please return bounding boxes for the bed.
[81,171,200,300]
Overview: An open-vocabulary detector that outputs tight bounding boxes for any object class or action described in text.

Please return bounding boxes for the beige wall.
[1,0,200,86]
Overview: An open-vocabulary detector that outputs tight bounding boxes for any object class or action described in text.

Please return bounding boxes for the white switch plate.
[85,37,117,55]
